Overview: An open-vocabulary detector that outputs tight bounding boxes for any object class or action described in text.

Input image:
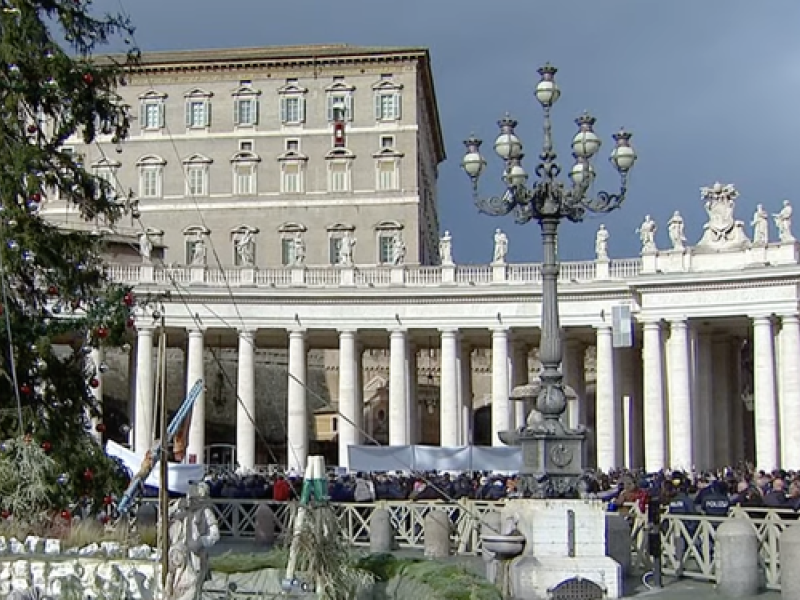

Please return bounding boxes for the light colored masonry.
[39,44,800,475]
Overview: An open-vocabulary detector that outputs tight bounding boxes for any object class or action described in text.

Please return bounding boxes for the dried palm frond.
[289,505,374,600]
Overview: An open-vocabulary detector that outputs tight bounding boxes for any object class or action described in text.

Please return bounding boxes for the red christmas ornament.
[31,193,41,203]
[95,423,106,434]
[27,124,37,134]
[82,72,93,85]
[61,509,71,520]
[96,326,108,339]
[20,383,31,395]
[41,440,52,452]
[126,317,135,328]
[1,510,9,519]
[89,377,99,389]
[83,468,94,481]
[123,292,134,306]
[47,285,58,295]
[103,495,113,505]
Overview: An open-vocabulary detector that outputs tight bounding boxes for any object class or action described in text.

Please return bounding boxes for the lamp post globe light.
[462,63,636,497]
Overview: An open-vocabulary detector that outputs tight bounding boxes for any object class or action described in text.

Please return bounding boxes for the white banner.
[106,440,205,495]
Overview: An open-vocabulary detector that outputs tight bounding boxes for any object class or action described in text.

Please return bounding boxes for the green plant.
[210,548,289,574]
[0,0,139,524]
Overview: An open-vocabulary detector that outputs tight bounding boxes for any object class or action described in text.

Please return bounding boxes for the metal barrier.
[143,498,796,589]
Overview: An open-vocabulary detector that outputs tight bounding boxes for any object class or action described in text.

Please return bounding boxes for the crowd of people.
[199,465,800,516]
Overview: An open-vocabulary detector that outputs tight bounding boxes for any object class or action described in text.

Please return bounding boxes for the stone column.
[667,319,693,470]
[595,324,618,471]
[460,343,473,445]
[134,326,155,454]
[642,320,666,471]
[127,338,137,447]
[491,328,511,446]
[407,342,418,445]
[287,329,308,473]
[236,329,257,471]
[752,316,779,471]
[711,335,731,467]
[186,327,206,464]
[779,315,800,468]
[88,347,104,442]
[562,339,586,430]
[389,329,409,446]
[510,341,529,429]
[355,343,365,443]
[440,329,460,447]
[695,332,714,470]
[729,338,745,462]
[338,330,358,468]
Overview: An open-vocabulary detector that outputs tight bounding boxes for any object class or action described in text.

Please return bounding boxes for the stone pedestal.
[490,499,622,599]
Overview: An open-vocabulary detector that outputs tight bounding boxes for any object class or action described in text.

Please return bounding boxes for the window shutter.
[374,93,382,120]
[205,101,212,127]
[612,305,633,348]
[345,94,353,121]
[253,98,260,125]
[233,100,240,126]
[139,102,145,127]
[298,97,305,123]
[395,93,402,120]
[158,103,165,128]
[280,97,288,123]
[326,95,334,122]
[329,237,337,264]
[185,102,192,127]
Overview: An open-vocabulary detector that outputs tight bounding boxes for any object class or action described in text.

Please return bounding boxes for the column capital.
[439,328,459,337]
[337,328,358,336]
[594,323,613,332]
[238,328,256,339]
[639,317,663,328]
[669,318,689,329]
[135,324,156,335]
[389,328,407,337]
[288,327,307,338]
[751,314,774,325]
[491,327,509,337]
[186,326,206,336]
[781,313,800,324]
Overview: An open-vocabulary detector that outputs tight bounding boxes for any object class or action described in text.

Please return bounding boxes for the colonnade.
[126,314,800,474]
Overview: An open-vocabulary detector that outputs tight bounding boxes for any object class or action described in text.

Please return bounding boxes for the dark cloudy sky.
[96,0,800,264]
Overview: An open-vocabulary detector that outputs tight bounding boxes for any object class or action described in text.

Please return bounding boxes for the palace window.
[278,79,307,125]
[327,223,355,265]
[182,225,210,264]
[375,220,403,265]
[183,154,212,197]
[136,155,166,198]
[326,148,354,193]
[91,159,120,202]
[184,89,213,129]
[325,78,355,122]
[138,90,166,131]
[278,139,307,194]
[278,222,307,266]
[232,83,260,127]
[376,159,399,191]
[231,151,260,196]
[372,75,403,122]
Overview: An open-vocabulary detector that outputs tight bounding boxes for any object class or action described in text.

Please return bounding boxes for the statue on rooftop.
[667,211,686,251]
[636,215,657,254]
[439,231,453,265]
[492,228,508,264]
[697,182,748,247]
[595,224,609,260]
[773,199,795,243]
[751,204,769,245]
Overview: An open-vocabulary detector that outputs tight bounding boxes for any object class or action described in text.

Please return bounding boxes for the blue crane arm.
[116,378,204,516]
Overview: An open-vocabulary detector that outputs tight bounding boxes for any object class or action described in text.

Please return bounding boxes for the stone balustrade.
[108,259,643,288]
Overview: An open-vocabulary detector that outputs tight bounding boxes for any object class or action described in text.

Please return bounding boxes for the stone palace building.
[41,45,800,475]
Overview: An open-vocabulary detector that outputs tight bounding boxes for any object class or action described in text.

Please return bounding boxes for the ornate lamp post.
[462,64,637,496]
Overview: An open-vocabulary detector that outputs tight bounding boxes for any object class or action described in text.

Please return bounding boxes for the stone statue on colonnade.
[697,182,749,248]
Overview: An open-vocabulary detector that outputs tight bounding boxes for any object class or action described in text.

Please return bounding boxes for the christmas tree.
[0,1,140,526]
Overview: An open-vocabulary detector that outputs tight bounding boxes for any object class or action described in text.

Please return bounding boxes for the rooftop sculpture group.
[595,183,795,259]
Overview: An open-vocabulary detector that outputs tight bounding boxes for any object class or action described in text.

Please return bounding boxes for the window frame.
[278,79,308,126]
[138,90,167,131]
[277,222,308,267]
[183,88,213,130]
[232,84,260,128]
[326,223,355,265]
[376,158,399,191]
[182,154,212,197]
[230,151,260,196]
[372,77,403,123]
[136,155,166,199]
[374,220,404,266]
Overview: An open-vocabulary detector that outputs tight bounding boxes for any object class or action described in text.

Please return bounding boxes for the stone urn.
[481,533,526,560]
